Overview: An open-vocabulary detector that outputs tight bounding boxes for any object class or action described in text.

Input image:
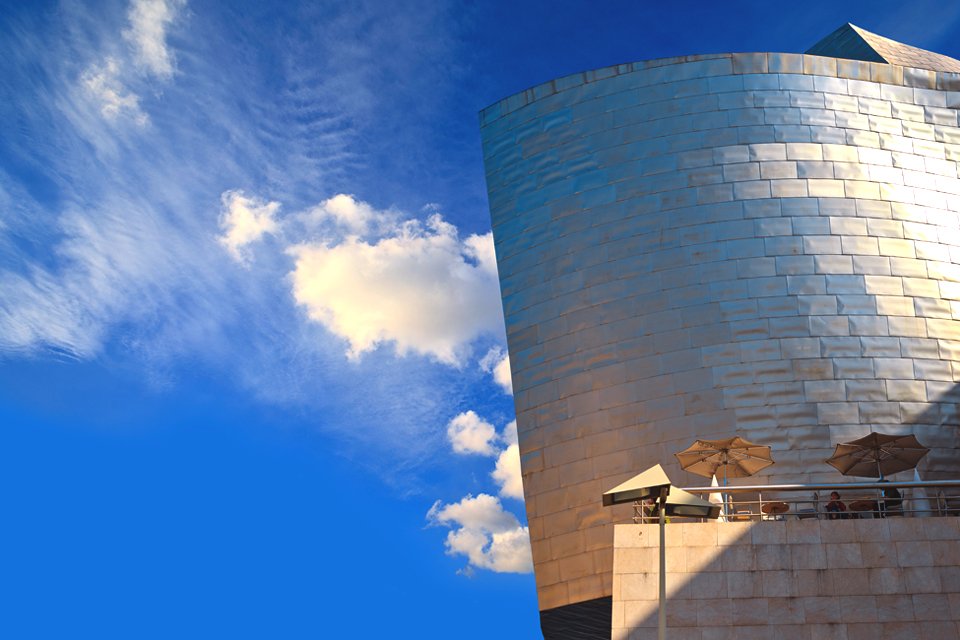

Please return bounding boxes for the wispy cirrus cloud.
[81,58,149,125]
[0,0,507,483]
[123,0,185,79]
[2,0,520,579]
[78,0,184,128]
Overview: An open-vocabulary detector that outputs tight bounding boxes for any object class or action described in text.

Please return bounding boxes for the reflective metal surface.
[482,48,960,611]
[807,23,960,74]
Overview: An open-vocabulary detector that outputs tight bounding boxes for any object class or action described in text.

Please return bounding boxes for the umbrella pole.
[876,454,884,517]
[722,452,729,518]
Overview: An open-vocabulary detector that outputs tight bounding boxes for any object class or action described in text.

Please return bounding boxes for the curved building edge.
[480,44,960,628]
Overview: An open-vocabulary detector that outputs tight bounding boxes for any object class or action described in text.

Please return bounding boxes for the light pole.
[656,484,667,638]
[604,464,721,640]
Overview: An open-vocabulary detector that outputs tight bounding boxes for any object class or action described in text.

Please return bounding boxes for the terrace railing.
[632,480,960,523]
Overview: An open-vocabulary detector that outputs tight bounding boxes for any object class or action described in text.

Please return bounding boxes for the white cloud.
[462,231,498,277]
[492,443,523,500]
[501,419,518,446]
[287,195,503,366]
[2,0,494,481]
[480,347,512,395]
[301,193,380,236]
[443,412,523,499]
[79,0,184,128]
[491,417,523,501]
[0,269,102,357]
[217,191,281,262]
[0,190,223,361]
[427,494,532,574]
[123,0,185,79]
[81,58,148,126]
[447,410,498,456]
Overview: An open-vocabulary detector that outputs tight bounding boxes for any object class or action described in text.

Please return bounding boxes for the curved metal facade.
[481,52,960,613]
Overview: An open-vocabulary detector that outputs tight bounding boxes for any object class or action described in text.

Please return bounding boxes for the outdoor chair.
[795,492,819,519]
[730,509,753,522]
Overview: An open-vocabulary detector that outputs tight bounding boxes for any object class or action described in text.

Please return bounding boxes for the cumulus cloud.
[480,347,512,395]
[492,444,522,500]
[430,416,526,571]
[287,195,503,366]
[81,58,148,126]
[446,410,498,456]
[217,191,281,262]
[444,412,523,499]
[501,419,518,446]
[301,193,380,236]
[123,0,185,79]
[427,494,532,574]
[492,420,523,500]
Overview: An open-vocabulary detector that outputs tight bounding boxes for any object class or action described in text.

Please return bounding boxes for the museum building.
[482,24,960,639]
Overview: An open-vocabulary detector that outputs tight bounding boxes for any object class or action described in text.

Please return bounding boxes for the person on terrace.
[825,491,847,519]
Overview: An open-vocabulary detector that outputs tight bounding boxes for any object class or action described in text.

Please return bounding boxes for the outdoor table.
[849,500,878,518]
[761,501,789,520]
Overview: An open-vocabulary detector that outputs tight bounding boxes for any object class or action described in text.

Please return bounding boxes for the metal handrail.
[680,480,960,493]
[668,480,960,522]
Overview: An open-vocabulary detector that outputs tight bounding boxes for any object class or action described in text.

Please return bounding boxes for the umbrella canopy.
[825,432,929,479]
[674,436,774,483]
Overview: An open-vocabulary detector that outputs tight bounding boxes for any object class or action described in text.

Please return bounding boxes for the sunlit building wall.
[481,25,960,634]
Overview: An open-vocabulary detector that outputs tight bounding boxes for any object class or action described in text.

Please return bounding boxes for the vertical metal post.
[658,486,668,640]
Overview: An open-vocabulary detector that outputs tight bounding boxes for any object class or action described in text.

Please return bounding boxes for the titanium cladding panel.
[481,53,960,612]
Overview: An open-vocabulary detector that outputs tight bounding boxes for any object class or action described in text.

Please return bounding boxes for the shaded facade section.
[541,596,612,640]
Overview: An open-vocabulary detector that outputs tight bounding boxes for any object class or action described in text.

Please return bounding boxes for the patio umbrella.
[674,436,774,485]
[825,432,929,480]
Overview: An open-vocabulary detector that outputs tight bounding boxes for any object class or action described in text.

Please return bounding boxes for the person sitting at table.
[641,496,659,523]
[880,481,903,516]
[825,491,847,519]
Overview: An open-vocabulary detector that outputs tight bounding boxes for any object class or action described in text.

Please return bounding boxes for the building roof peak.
[806,22,960,73]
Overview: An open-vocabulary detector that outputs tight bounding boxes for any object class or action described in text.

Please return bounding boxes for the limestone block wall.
[613,520,960,639]
[481,53,960,612]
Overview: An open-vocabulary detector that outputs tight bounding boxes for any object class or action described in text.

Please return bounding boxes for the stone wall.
[613,519,960,639]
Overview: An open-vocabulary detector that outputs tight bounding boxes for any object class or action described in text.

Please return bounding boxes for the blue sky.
[2,1,959,638]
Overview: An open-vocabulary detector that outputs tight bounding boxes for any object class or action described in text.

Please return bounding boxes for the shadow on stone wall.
[614,518,960,640]
[897,384,960,483]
